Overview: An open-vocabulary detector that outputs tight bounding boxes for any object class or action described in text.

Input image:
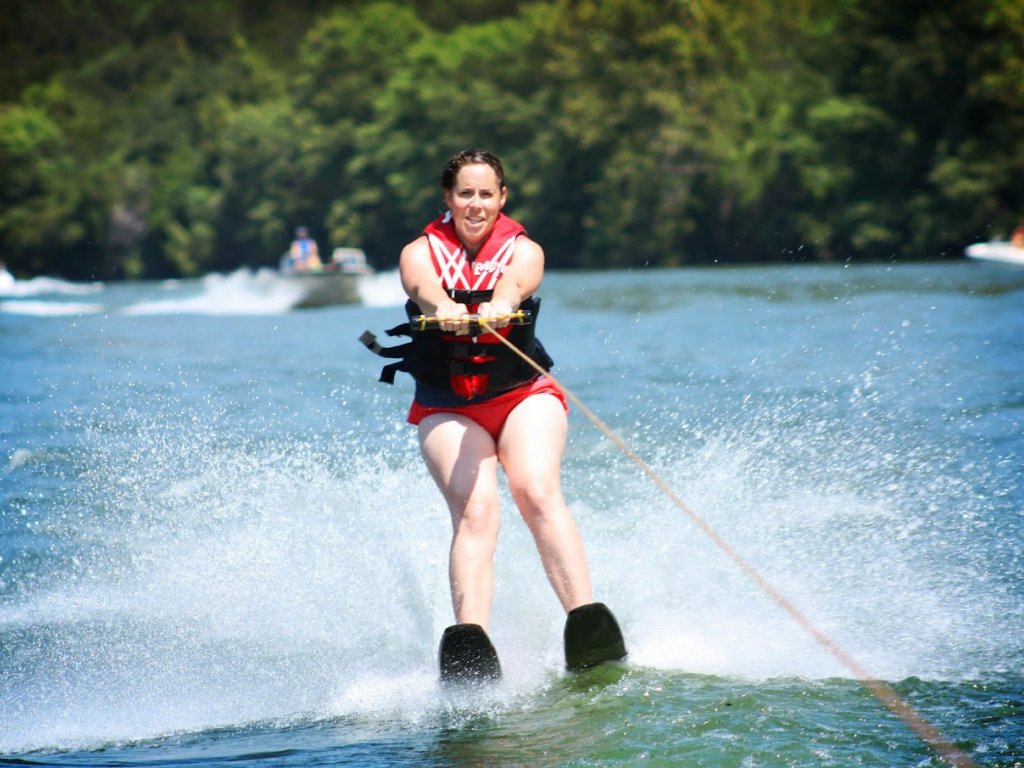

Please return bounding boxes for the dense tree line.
[1,0,1021,280]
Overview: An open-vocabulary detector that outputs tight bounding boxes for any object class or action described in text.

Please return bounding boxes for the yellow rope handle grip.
[409,309,532,332]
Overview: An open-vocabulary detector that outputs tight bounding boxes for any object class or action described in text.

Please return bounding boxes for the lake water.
[2,262,1022,766]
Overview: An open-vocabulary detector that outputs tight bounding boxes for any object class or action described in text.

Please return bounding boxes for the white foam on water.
[8,448,37,469]
[0,267,403,317]
[0,300,105,316]
[579,416,1022,686]
[0,272,105,313]
[0,274,104,298]
[0,382,1018,753]
[357,269,406,308]
[0,432,468,751]
[123,268,307,315]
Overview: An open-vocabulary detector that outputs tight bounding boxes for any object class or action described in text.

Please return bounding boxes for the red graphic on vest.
[423,212,527,398]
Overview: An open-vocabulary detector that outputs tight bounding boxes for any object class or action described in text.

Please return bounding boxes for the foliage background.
[1,0,1022,280]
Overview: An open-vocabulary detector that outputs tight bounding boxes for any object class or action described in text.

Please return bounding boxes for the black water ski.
[439,623,502,683]
[564,602,627,672]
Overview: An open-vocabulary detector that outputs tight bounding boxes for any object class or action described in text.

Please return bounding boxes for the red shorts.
[408,376,568,441]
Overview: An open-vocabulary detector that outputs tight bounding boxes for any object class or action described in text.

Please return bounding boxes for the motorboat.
[330,247,373,275]
[279,247,373,308]
[965,240,1024,268]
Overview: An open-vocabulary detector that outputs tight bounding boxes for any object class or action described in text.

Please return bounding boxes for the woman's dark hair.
[440,149,505,191]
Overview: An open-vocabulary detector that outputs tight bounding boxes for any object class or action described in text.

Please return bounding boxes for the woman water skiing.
[364,148,625,678]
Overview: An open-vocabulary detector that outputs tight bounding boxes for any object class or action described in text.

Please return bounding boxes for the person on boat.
[367,148,613,646]
[286,226,323,272]
[1011,225,1024,249]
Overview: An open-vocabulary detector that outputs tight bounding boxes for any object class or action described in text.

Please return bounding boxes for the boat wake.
[0,274,103,299]
[0,274,106,315]
[0,268,406,317]
[124,269,310,315]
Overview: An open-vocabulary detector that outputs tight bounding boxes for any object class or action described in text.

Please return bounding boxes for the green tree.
[294,2,431,266]
[0,94,95,277]
[534,0,841,265]
[798,0,1024,259]
[2,0,1021,278]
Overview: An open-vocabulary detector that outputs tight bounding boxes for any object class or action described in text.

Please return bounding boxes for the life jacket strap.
[449,289,493,304]
[379,362,405,384]
[359,330,413,358]
[359,331,415,383]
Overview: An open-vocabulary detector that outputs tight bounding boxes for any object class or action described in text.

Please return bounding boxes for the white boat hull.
[965,241,1024,267]
[284,271,364,307]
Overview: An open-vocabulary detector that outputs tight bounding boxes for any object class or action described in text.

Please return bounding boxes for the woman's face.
[444,163,507,252]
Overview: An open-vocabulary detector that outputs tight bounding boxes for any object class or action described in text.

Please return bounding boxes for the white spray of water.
[1,382,1017,753]
[0,300,105,316]
[0,428,565,752]
[124,269,308,315]
[357,269,406,308]
[0,268,406,318]
[0,275,104,298]
[0,274,106,315]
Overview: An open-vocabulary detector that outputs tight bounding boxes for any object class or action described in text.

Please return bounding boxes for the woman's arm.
[399,236,469,331]
[478,236,544,328]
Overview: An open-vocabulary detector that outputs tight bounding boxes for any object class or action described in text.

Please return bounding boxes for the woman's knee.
[510,478,563,521]
[452,498,500,537]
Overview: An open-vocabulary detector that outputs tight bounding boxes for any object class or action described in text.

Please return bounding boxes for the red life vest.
[424,212,527,398]
[424,210,523,296]
[359,211,553,399]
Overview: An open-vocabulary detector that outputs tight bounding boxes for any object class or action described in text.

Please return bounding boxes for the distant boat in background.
[328,247,373,275]
[278,247,374,308]
[965,240,1024,268]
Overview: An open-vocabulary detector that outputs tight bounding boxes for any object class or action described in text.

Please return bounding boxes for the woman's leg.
[418,413,501,629]
[499,394,593,612]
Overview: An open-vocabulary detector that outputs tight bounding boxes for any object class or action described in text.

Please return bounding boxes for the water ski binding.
[564,602,628,672]
[439,623,502,683]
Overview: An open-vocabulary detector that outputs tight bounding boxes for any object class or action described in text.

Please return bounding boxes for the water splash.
[0,268,404,317]
[124,269,308,315]
[0,274,104,299]
[357,269,406,308]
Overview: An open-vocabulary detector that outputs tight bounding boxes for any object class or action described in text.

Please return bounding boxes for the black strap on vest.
[449,289,493,305]
[357,330,413,384]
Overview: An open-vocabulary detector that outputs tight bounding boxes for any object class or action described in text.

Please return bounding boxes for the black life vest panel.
[360,292,553,397]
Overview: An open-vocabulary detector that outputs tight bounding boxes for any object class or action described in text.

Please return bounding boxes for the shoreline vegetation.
[2,0,1022,281]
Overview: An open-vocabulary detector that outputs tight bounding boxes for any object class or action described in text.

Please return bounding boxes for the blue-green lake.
[2,262,1022,766]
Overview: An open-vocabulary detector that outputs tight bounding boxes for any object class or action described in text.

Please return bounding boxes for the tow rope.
[439,313,978,768]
